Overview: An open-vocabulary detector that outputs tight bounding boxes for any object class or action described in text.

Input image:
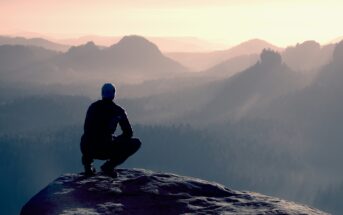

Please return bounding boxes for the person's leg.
[82,155,93,167]
[82,154,96,176]
[111,138,141,167]
[80,135,96,176]
[102,138,141,170]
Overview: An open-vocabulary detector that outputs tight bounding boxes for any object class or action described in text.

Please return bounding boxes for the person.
[80,83,141,177]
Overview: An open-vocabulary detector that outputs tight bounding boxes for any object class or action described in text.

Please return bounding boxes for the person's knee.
[124,138,141,155]
[132,138,142,150]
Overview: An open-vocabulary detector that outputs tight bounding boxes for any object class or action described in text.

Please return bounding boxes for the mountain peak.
[84,41,96,47]
[118,35,153,44]
[297,40,320,48]
[218,38,282,62]
[21,169,327,215]
[260,49,282,66]
[236,38,282,51]
[286,40,321,52]
[245,38,272,44]
[67,41,99,55]
[112,35,161,53]
[0,35,70,52]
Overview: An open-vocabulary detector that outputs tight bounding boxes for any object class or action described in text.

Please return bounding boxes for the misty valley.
[1,35,343,214]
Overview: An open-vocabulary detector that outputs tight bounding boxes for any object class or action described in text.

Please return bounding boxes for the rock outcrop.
[21,169,328,215]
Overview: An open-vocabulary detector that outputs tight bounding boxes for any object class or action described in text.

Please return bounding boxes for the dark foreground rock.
[21,169,328,215]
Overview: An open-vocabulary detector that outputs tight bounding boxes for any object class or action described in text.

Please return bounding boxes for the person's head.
[101,83,116,100]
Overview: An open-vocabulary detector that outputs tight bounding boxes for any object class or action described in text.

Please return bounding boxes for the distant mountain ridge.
[4,34,333,74]
[202,54,259,79]
[60,35,188,78]
[166,39,282,71]
[0,34,339,73]
[57,35,223,52]
[282,40,335,71]
[0,35,189,86]
[0,36,69,52]
[0,45,58,72]
[187,50,305,123]
[0,35,339,100]
[118,49,308,124]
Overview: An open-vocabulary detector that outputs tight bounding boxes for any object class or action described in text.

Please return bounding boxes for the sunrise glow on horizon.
[1,0,343,47]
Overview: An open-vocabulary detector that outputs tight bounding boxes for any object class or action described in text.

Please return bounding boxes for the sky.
[1,0,343,47]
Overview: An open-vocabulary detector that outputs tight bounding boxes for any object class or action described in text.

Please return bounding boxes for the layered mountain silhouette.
[257,41,343,125]
[21,169,327,215]
[0,36,69,52]
[127,49,306,124]
[192,50,305,123]
[166,39,282,71]
[202,54,259,79]
[58,35,188,83]
[0,45,59,84]
[0,35,188,85]
[57,35,220,52]
[103,36,187,75]
[282,40,335,72]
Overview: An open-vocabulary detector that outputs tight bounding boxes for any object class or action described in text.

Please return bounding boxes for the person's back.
[80,83,141,177]
[83,99,132,144]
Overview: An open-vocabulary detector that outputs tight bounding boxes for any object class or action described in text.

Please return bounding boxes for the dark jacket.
[82,99,133,148]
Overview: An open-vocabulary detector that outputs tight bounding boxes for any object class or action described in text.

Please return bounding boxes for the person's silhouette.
[80,83,141,177]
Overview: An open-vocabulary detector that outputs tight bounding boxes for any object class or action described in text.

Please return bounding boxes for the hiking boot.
[84,165,96,177]
[101,162,118,178]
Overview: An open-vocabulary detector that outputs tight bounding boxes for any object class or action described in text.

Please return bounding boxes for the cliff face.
[21,169,327,215]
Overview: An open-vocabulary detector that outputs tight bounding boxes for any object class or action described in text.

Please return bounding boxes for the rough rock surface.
[21,169,328,215]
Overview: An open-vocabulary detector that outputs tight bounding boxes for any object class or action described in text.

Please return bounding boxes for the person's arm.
[118,111,133,139]
[83,103,95,133]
